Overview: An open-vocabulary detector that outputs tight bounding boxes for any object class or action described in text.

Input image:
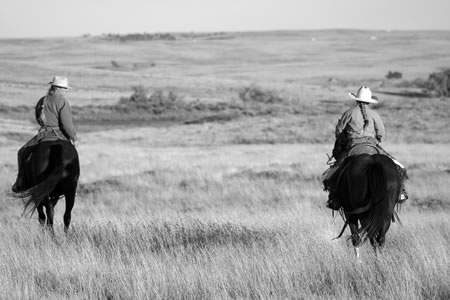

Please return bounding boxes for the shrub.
[428,69,449,97]
[111,60,121,68]
[386,71,402,79]
[238,86,283,104]
[129,85,149,103]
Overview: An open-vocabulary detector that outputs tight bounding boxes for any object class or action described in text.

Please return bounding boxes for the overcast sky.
[1,0,449,38]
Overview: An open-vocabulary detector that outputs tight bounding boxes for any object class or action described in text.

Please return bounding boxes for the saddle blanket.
[322,144,402,183]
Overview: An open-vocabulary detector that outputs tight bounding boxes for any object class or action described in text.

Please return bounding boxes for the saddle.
[324,142,380,177]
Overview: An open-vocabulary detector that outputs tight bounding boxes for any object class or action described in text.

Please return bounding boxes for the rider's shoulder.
[47,93,68,104]
[342,105,356,115]
[367,106,382,117]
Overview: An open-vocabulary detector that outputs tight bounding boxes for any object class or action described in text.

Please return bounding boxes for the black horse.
[334,154,401,257]
[15,140,80,232]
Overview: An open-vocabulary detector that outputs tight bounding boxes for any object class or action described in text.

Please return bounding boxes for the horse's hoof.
[11,184,21,193]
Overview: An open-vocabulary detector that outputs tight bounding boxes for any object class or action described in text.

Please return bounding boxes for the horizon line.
[1,27,449,40]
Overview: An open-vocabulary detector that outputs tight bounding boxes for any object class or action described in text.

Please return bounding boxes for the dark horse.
[334,154,401,257]
[15,140,80,232]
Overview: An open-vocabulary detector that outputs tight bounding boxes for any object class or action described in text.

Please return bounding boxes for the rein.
[333,202,372,240]
[334,210,348,240]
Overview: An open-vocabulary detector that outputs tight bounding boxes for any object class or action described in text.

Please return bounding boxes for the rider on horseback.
[12,76,77,193]
[323,86,408,210]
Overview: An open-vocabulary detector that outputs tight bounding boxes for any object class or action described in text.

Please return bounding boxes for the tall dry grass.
[0,143,449,299]
[1,213,448,299]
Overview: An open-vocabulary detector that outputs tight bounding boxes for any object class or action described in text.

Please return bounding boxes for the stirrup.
[400,193,408,202]
[326,199,340,210]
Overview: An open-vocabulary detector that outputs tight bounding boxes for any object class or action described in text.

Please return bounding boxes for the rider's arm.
[35,97,45,126]
[335,110,351,138]
[59,99,77,142]
[372,112,385,142]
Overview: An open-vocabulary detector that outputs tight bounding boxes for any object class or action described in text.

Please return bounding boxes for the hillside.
[1,30,449,144]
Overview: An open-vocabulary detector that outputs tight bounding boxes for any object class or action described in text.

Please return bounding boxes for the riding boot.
[12,157,25,193]
[324,172,340,210]
[399,179,408,203]
[12,146,29,193]
[397,166,408,202]
[326,186,340,210]
[326,194,340,210]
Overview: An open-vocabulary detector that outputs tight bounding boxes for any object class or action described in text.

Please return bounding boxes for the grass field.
[0,30,449,299]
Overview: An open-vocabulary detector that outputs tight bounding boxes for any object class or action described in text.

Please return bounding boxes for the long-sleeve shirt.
[35,90,77,141]
[335,104,385,142]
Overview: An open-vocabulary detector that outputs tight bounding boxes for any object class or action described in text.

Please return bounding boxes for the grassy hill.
[1,30,449,143]
[0,30,449,299]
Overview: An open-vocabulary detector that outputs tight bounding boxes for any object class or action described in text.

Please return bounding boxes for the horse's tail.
[359,160,389,241]
[20,145,64,216]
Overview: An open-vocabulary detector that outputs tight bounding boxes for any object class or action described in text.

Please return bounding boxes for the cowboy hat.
[348,86,378,103]
[48,76,71,89]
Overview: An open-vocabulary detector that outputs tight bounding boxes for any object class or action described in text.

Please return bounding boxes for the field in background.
[0,30,449,298]
[1,30,449,144]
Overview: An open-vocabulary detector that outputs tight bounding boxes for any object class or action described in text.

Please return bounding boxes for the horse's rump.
[336,154,401,243]
[19,140,79,215]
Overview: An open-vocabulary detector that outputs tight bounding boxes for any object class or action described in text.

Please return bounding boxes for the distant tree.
[428,70,449,97]
[111,60,120,68]
[386,71,402,79]
[129,86,148,103]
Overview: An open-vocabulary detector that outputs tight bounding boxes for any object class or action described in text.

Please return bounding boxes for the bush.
[111,60,121,68]
[129,86,149,103]
[238,86,283,104]
[386,71,402,79]
[428,69,449,97]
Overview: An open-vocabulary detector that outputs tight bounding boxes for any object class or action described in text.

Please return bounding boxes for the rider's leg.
[388,157,408,202]
[12,146,28,192]
[398,166,408,202]
[12,137,38,192]
[326,193,340,210]
[324,170,340,210]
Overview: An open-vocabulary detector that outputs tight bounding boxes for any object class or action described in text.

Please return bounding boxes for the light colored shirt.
[36,89,77,141]
[335,104,385,141]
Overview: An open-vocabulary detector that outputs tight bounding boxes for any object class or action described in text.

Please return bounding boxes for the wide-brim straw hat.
[348,86,378,103]
[48,76,71,89]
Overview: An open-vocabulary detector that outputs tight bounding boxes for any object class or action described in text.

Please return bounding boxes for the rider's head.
[348,86,378,104]
[47,76,71,95]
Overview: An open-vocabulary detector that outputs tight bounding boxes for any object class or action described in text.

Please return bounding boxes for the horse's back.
[38,140,78,164]
[26,140,79,186]
[345,154,397,176]
[339,154,400,208]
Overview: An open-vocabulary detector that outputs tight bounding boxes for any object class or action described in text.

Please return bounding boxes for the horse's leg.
[63,186,77,233]
[376,220,391,248]
[370,219,391,256]
[37,204,46,226]
[370,237,380,256]
[348,216,361,260]
[44,200,56,233]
